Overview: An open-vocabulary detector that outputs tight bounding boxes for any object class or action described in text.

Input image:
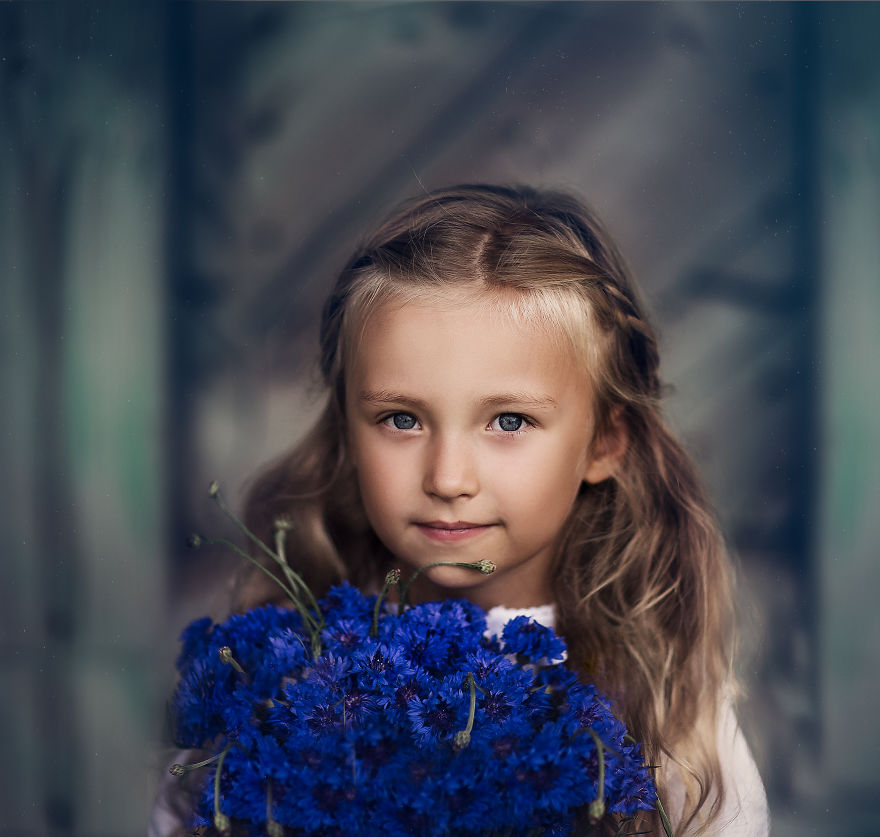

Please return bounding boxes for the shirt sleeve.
[663,700,770,835]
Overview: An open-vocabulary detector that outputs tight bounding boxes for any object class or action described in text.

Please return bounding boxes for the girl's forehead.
[344,279,605,392]
[350,293,591,404]
[359,289,588,374]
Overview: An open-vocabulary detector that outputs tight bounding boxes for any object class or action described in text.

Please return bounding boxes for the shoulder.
[712,699,770,835]
[664,699,770,836]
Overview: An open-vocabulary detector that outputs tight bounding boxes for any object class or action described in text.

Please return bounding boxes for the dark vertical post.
[164,0,196,577]
[790,1,822,762]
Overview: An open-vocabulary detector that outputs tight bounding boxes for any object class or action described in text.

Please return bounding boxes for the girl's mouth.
[414,521,495,542]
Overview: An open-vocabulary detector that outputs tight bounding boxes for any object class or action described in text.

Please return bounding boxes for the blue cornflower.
[390,610,454,671]
[319,582,374,622]
[323,617,370,650]
[267,627,309,673]
[407,693,463,745]
[307,652,352,693]
[501,614,567,663]
[305,702,341,735]
[170,584,658,835]
[171,662,214,746]
[176,616,213,667]
[342,689,377,726]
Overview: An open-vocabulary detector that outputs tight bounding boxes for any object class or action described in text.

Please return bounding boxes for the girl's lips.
[414,521,495,542]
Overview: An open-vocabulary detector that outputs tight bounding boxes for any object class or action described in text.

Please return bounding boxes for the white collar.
[483,603,556,638]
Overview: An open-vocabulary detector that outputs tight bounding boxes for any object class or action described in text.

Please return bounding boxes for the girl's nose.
[422,435,479,500]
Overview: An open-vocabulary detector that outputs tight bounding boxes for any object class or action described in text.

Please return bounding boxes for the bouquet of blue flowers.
[169,486,661,836]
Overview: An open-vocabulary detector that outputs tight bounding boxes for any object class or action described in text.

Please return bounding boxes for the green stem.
[656,795,674,837]
[398,560,494,609]
[586,728,606,822]
[454,672,478,750]
[210,483,283,566]
[266,781,283,837]
[207,484,325,655]
[274,524,324,628]
[212,743,233,834]
[371,569,401,637]
[202,537,299,608]
[168,752,221,776]
[210,488,319,626]
[205,537,321,652]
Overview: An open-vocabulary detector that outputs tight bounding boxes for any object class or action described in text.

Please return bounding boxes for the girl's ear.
[583,408,628,484]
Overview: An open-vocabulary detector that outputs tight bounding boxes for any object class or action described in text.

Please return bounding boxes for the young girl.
[152,184,768,836]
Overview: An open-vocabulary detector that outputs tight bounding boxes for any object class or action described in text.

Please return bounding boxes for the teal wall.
[1,5,169,835]
[817,10,880,799]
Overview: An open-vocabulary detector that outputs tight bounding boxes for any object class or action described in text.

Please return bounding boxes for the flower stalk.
[206,482,325,656]
[213,743,233,835]
[586,727,606,822]
[453,672,477,750]
[266,781,283,837]
[371,568,402,637]
[398,560,495,609]
[168,752,221,776]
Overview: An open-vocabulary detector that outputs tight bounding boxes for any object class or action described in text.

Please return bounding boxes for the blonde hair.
[238,185,735,834]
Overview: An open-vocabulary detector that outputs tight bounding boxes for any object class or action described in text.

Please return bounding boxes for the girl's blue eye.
[496,413,524,432]
[389,413,417,430]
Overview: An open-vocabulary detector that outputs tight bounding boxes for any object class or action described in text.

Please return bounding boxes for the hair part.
[238,184,736,834]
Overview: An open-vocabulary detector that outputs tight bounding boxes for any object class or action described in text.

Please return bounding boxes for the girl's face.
[345,289,619,610]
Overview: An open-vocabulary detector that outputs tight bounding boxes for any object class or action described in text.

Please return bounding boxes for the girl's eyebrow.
[359,390,430,410]
[480,393,559,410]
[358,390,558,409]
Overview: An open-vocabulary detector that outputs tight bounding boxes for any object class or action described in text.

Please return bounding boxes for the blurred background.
[2,2,878,835]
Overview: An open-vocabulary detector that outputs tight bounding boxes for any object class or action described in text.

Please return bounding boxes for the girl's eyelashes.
[381,412,420,431]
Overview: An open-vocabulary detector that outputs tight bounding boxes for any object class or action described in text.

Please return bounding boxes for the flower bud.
[474,560,495,575]
[208,480,220,498]
[384,568,402,585]
[453,730,471,750]
[218,646,246,674]
[214,812,231,834]
[274,517,293,532]
[267,819,284,837]
[186,534,203,549]
[169,763,186,777]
